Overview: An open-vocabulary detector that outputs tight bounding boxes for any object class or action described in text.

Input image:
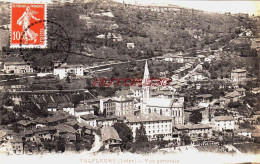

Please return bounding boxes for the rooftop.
[55,124,76,134]
[75,105,94,112]
[126,113,171,123]
[175,124,212,130]
[225,91,241,98]
[80,113,98,120]
[232,69,246,73]
[214,116,234,122]
[101,126,122,142]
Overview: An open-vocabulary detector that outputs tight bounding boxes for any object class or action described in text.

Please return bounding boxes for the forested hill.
[0,0,257,66]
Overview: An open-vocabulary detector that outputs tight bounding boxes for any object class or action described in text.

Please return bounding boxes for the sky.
[1,0,259,15]
[113,0,260,16]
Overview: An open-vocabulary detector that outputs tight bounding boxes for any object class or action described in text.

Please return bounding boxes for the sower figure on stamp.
[17,6,40,44]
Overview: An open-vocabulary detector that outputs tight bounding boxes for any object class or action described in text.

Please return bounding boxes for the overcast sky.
[113,0,260,15]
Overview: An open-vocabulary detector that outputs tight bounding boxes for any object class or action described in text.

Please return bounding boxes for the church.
[140,60,184,126]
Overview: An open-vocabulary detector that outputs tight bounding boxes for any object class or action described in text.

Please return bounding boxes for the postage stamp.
[10,3,47,48]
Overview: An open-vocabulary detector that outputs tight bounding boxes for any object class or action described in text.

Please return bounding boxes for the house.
[213,116,235,131]
[78,113,98,127]
[231,69,247,83]
[219,97,229,107]
[74,104,95,117]
[47,103,58,112]
[55,124,77,143]
[251,88,260,94]
[236,129,252,138]
[196,94,212,103]
[114,96,134,116]
[96,116,118,127]
[126,43,135,49]
[225,91,241,102]
[7,136,23,155]
[125,113,172,141]
[62,103,75,115]
[3,62,33,75]
[53,63,84,79]
[130,86,142,98]
[100,98,116,116]
[101,126,122,150]
[0,130,15,142]
[192,72,206,81]
[34,113,68,126]
[17,120,36,130]
[236,88,246,96]
[31,127,57,141]
[151,90,173,99]
[175,124,213,140]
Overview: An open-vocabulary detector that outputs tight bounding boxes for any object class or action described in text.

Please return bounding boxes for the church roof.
[146,98,182,108]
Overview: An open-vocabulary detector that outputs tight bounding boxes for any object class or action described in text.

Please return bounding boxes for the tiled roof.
[55,124,76,134]
[175,124,212,130]
[225,91,241,98]
[236,88,246,92]
[126,113,171,123]
[34,114,68,124]
[185,106,205,112]
[214,116,234,121]
[96,116,118,121]
[17,120,36,126]
[75,105,94,112]
[196,94,212,98]
[32,126,57,133]
[80,114,98,120]
[47,103,58,108]
[232,69,246,73]
[146,98,173,108]
[101,126,122,142]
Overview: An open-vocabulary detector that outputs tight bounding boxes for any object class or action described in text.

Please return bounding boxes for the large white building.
[125,113,172,140]
[53,64,84,79]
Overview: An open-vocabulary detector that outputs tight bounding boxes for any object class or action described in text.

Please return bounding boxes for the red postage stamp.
[11,3,47,48]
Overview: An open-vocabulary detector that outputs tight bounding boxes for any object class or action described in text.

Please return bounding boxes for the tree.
[4,98,14,106]
[189,110,202,124]
[56,137,66,153]
[135,123,148,143]
[66,75,71,83]
[113,122,133,150]
[180,133,191,145]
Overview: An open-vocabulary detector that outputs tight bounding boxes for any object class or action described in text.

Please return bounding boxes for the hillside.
[0,0,257,67]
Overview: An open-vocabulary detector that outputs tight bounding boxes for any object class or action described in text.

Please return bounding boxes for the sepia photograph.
[0,0,259,163]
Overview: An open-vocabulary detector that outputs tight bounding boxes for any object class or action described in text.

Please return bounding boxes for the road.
[88,132,103,153]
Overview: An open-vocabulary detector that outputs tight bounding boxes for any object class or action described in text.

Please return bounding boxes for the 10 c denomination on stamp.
[11,3,47,48]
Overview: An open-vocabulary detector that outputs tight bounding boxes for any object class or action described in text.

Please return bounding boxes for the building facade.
[214,116,235,131]
[126,113,172,141]
[231,69,246,83]
[53,64,84,79]
[3,62,33,75]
